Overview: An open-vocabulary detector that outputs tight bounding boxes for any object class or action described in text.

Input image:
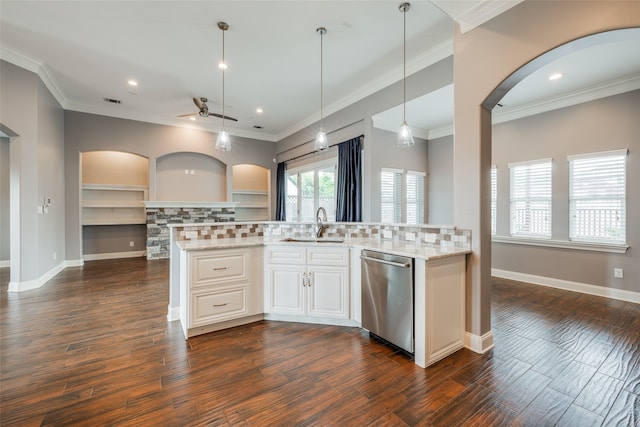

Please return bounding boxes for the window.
[491,165,497,235]
[286,160,336,222]
[380,168,425,224]
[568,149,627,244]
[509,159,552,238]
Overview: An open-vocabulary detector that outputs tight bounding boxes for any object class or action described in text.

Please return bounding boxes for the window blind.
[568,149,627,244]
[381,169,402,223]
[509,159,552,238]
[406,171,425,225]
[491,166,497,235]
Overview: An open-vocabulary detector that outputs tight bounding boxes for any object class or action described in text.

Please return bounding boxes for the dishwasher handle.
[360,255,411,268]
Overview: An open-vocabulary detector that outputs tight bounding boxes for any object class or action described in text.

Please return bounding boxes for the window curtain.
[275,161,286,221]
[336,136,362,222]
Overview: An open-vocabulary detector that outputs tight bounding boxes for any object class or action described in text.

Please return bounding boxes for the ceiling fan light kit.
[314,26,329,152]
[397,2,415,148]
[215,21,232,151]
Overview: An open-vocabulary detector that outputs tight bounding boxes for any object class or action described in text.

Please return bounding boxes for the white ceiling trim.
[274,39,453,142]
[1,46,68,108]
[429,0,525,34]
[493,73,640,125]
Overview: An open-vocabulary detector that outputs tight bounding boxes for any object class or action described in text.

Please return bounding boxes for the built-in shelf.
[232,190,270,221]
[82,184,148,226]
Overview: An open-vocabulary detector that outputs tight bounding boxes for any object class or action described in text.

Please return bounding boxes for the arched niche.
[231,164,271,221]
[156,152,226,201]
[82,150,149,186]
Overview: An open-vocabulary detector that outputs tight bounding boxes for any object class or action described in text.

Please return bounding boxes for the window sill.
[491,236,629,254]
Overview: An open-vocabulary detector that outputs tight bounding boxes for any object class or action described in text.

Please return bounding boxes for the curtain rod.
[282,134,364,165]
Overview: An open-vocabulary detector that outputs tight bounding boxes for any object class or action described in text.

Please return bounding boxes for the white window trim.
[492,235,629,254]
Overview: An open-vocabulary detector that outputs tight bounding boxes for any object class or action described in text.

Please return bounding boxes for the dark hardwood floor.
[1,258,639,426]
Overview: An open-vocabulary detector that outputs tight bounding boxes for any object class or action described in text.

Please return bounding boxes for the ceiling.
[1,1,639,143]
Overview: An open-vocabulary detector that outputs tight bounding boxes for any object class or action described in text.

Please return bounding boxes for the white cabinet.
[179,247,263,338]
[414,255,466,368]
[231,190,270,221]
[265,246,350,323]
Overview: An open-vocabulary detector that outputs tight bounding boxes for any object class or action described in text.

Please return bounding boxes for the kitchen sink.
[280,237,345,243]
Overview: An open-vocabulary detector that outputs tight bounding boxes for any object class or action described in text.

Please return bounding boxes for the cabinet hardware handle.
[302,272,307,287]
[213,267,230,271]
[308,272,312,286]
[213,302,229,307]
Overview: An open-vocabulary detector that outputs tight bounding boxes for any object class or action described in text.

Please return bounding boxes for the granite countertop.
[175,236,470,261]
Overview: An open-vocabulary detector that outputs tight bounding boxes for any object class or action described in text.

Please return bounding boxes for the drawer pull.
[213,267,230,271]
[213,302,229,307]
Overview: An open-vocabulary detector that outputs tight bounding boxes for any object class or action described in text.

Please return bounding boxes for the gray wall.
[427,134,453,225]
[492,90,639,292]
[428,91,639,293]
[275,56,453,222]
[83,224,147,255]
[0,137,9,263]
[0,60,66,283]
[64,111,277,262]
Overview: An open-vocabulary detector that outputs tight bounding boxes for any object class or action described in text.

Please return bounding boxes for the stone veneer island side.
[144,202,237,260]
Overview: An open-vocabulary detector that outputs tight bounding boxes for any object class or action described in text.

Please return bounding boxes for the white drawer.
[191,287,248,326]
[307,247,349,266]
[266,246,306,264]
[191,251,247,287]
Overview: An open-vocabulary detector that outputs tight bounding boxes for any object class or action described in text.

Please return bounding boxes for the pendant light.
[215,21,231,151]
[397,3,415,147]
[314,27,328,151]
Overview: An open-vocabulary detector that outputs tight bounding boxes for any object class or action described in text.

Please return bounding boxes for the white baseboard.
[65,259,85,267]
[492,268,640,304]
[465,331,494,354]
[0,260,9,268]
[83,250,146,261]
[167,305,180,322]
[8,261,66,292]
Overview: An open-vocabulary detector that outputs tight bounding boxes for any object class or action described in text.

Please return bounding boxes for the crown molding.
[1,46,68,108]
[430,0,525,34]
[493,73,640,125]
[275,40,454,141]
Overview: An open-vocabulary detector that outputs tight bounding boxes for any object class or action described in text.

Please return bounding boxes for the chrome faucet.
[315,207,327,238]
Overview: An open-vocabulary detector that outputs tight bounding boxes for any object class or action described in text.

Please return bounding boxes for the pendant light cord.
[222,26,225,130]
[403,4,407,123]
[319,28,325,129]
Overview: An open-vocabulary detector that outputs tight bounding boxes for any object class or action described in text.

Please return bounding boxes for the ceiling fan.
[177,97,238,121]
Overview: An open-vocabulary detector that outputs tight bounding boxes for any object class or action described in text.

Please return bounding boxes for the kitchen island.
[169,221,472,368]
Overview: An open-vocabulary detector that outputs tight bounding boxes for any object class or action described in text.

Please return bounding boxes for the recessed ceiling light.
[218,62,227,69]
[189,117,196,121]
[549,73,563,81]
[128,80,138,86]
[256,108,263,114]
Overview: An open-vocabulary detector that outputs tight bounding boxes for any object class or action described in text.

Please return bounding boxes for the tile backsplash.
[163,221,471,259]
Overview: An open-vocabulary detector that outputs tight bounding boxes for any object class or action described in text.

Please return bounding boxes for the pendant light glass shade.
[216,21,231,151]
[397,3,415,148]
[315,130,328,150]
[314,27,329,151]
[215,130,231,151]
[397,120,414,147]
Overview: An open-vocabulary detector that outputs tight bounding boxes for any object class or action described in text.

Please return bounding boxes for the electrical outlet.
[53,252,57,260]
[129,241,135,247]
[614,268,624,279]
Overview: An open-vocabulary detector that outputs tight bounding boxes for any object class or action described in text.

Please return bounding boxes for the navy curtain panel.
[275,161,287,221]
[336,136,362,222]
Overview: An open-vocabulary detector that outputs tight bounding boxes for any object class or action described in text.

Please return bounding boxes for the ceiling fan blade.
[192,97,204,110]
[177,113,197,118]
[208,112,238,122]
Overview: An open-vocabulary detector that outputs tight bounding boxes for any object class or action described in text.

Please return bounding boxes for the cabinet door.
[307,265,349,319]
[266,264,305,315]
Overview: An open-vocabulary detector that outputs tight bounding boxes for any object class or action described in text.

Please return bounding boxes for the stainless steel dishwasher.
[360,250,414,353]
